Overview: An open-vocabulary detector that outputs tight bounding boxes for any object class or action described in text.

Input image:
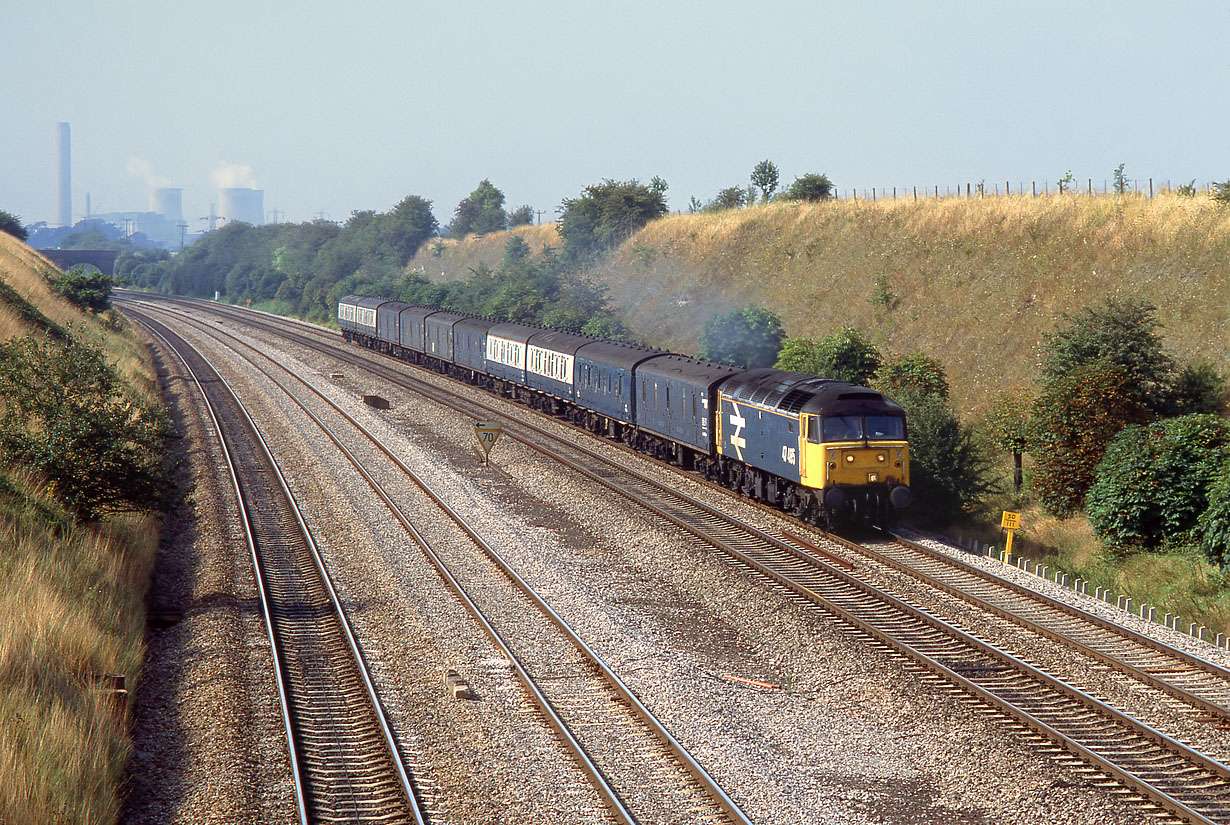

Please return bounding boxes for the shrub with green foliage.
[1168,361,1227,415]
[0,209,28,241]
[1198,461,1230,567]
[707,186,747,211]
[697,306,784,368]
[1086,415,1230,554]
[558,177,669,260]
[508,205,534,227]
[982,388,1033,493]
[49,265,113,312]
[449,179,507,237]
[1040,297,1175,413]
[0,334,171,520]
[783,173,835,202]
[1212,180,1230,204]
[776,326,881,385]
[1029,360,1150,518]
[873,352,949,399]
[894,388,990,526]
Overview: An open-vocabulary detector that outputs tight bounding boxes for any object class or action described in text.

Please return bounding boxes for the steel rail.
[135,298,754,825]
[126,295,1230,822]
[129,309,425,825]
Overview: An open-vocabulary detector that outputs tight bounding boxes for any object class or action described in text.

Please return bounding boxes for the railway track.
[131,311,425,825]
[124,294,1230,823]
[127,300,754,825]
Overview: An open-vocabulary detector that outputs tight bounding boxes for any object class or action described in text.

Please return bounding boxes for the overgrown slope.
[409,194,1229,417]
[0,232,161,824]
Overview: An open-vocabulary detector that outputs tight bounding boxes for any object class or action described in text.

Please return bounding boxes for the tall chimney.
[56,122,71,227]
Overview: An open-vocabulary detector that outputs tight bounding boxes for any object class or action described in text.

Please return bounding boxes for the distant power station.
[219,187,264,226]
[45,121,268,247]
[56,122,71,227]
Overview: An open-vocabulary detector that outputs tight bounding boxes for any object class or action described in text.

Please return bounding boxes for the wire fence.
[835,178,1221,202]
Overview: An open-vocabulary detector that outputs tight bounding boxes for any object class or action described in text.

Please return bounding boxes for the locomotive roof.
[721,368,903,416]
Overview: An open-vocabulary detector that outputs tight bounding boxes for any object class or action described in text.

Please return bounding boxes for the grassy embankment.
[0,233,161,823]
[409,194,1230,632]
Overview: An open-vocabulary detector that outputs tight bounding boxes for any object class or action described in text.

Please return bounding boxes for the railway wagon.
[452,316,496,381]
[524,329,595,408]
[484,322,537,389]
[338,295,384,341]
[397,306,437,356]
[632,354,742,466]
[423,310,469,366]
[375,300,412,355]
[573,340,661,435]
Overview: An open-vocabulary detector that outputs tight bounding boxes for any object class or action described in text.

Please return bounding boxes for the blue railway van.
[634,354,742,452]
[574,341,661,425]
[453,317,496,375]
[424,310,469,363]
[376,300,412,347]
[397,306,435,354]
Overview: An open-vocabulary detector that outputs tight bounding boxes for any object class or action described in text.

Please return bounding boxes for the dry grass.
[407,194,1229,418]
[407,224,563,284]
[0,234,164,824]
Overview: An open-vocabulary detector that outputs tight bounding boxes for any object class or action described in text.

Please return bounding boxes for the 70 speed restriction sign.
[473,421,503,463]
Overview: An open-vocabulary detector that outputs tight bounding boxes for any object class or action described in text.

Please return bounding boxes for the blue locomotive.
[338,295,911,527]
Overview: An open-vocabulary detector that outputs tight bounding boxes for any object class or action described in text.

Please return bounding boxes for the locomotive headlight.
[877,453,885,462]
[846,454,855,462]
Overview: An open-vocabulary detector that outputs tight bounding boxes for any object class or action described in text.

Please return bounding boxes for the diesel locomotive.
[338,295,911,528]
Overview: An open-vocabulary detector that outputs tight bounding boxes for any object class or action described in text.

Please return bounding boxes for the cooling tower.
[56,122,71,227]
[150,188,184,224]
[219,187,264,226]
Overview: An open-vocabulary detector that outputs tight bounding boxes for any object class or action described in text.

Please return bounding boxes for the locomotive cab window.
[822,416,863,442]
[866,415,907,440]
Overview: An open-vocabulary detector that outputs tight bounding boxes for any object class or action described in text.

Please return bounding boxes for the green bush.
[982,388,1033,493]
[0,334,171,520]
[697,306,784,368]
[895,388,990,526]
[873,351,949,399]
[776,326,881,385]
[783,173,835,202]
[1087,415,1230,554]
[0,209,28,242]
[49,265,113,312]
[1168,361,1228,415]
[1029,360,1150,518]
[558,177,669,260]
[1198,461,1230,567]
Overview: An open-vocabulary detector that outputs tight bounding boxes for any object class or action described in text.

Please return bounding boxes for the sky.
[3,1,1229,231]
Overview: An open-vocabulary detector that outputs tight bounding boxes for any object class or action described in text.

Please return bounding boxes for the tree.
[1113,162,1129,195]
[894,388,991,526]
[697,306,784,368]
[508,204,534,227]
[1169,361,1227,415]
[751,160,780,203]
[1029,360,1150,517]
[1086,415,1230,554]
[873,352,949,400]
[558,177,669,260]
[1040,297,1175,414]
[776,326,881,385]
[0,209,28,242]
[49,265,112,312]
[709,186,747,211]
[982,389,1033,493]
[0,334,171,519]
[450,179,507,237]
[783,173,835,202]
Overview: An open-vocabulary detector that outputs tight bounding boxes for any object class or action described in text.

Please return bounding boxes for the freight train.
[338,296,911,528]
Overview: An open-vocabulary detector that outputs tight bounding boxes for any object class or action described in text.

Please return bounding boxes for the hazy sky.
[4,1,1228,230]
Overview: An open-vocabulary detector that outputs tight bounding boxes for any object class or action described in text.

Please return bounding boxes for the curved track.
[132,310,424,825]
[124,294,1230,823]
[127,299,754,825]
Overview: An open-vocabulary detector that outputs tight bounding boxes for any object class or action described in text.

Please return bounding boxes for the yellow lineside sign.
[1001,511,1021,530]
[474,421,502,463]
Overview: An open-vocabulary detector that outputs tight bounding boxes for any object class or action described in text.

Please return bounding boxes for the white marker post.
[473,421,502,465]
